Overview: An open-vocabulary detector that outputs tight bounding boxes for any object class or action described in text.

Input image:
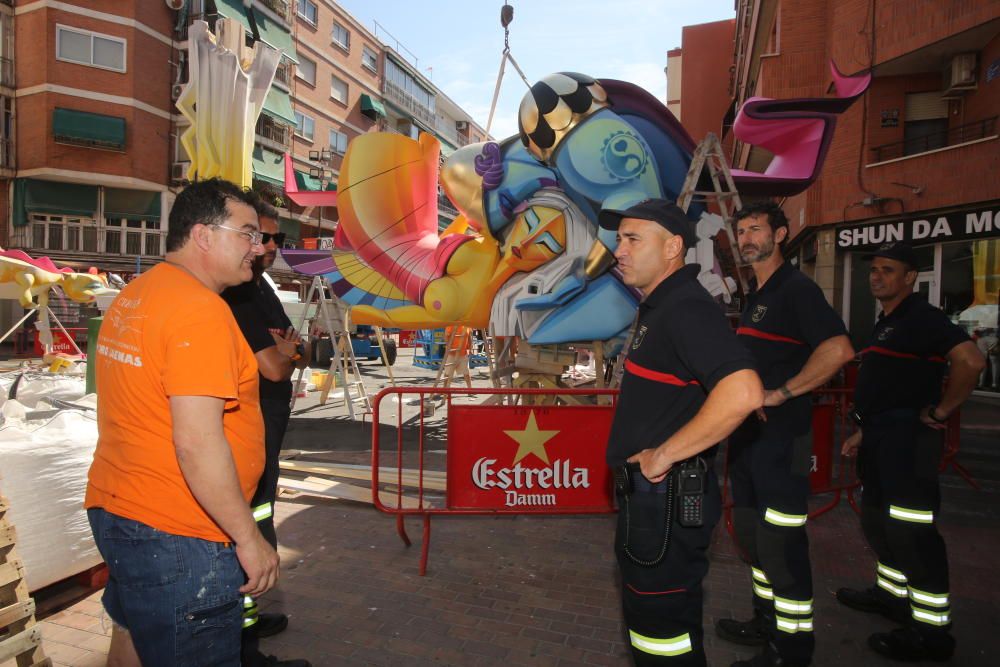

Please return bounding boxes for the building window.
[903,91,949,156]
[385,57,435,115]
[362,45,378,73]
[294,111,315,141]
[296,0,318,25]
[25,213,160,255]
[330,75,348,104]
[296,55,316,86]
[0,96,12,169]
[331,22,350,50]
[329,128,348,154]
[56,25,126,73]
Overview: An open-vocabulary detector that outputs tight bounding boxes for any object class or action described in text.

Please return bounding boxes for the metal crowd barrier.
[370,385,971,574]
[370,386,618,575]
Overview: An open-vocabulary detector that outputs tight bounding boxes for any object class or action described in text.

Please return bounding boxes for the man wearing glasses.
[223,201,311,667]
[87,179,279,666]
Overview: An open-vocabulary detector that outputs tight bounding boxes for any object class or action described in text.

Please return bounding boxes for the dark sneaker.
[255,612,289,638]
[868,627,955,662]
[836,586,908,623]
[262,656,312,667]
[716,612,770,647]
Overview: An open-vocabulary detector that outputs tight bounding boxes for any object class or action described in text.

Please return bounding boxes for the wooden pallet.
[0,495,52,667]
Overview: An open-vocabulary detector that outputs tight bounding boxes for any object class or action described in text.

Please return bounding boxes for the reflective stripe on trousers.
[629,630,693,657]
[242,594,259,629]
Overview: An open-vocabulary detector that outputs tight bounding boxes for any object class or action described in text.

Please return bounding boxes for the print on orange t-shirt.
[86,263,264,543]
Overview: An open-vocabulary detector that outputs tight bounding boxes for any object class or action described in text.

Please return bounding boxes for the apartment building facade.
[675,0,1000,393]
[4,0,487,273]
[664,19,737,145]
[3,0,174,274]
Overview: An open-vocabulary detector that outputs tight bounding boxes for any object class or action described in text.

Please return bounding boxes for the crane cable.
[485,4,531,137]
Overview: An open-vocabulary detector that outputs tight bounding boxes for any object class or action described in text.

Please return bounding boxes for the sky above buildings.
[335,0,735,140]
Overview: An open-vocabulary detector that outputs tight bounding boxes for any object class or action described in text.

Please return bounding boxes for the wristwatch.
[289,341,305,362]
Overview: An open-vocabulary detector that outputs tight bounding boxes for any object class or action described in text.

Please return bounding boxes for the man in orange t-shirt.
[86,179,277,667]
[443,325,473,389]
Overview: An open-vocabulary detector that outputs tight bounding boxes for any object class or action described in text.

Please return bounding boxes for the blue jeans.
[88,508,244,666]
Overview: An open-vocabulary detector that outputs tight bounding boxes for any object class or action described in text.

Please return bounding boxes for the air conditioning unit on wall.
[455,120,469,131]
[942,53,977,97]
[171,161,191,184]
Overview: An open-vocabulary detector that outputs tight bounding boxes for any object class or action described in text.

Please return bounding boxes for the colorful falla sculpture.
[283,67,869,344]
[0,249,106,309]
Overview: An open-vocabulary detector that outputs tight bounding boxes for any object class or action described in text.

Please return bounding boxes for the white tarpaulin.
[0,404,101,591]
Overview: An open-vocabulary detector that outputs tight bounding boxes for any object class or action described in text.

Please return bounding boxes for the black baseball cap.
[598,198,698,248]
[865,241,918,270]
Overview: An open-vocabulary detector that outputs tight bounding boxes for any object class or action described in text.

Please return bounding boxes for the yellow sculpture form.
[177,19,280,187]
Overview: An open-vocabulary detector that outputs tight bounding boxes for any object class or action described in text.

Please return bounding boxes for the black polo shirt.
[606,264,756,466]
[854,293,969,416]
[737,261,847,434]
[222,275,294,402]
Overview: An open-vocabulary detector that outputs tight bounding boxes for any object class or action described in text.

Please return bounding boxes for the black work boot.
[868,627,955,662]
[836,586,909,623]
[731,641,808,667]
[261,657,312,667]
[255,612,289,638]
[716,610,770,646]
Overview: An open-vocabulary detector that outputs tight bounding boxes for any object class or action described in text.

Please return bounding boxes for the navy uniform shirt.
[736,262,847,434]
[607,264,756,467]
[222,275,294,402]
[854,293,969,416]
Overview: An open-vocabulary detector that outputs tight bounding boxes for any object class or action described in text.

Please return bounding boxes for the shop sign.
[447,405,614,511]
[836,206,1000,249]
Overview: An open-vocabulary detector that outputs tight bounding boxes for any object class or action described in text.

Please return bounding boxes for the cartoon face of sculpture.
[282,67,868,344]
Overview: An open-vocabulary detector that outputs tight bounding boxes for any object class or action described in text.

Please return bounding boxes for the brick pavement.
[28,356,1000,666]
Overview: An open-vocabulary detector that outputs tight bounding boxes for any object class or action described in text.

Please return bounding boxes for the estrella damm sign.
[446,404,614,511]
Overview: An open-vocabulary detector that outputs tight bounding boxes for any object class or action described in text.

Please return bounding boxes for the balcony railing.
[870,116,998,163]
[0,57,12,88]
[12,217,165,257]
[256,116,292,149]
[437,192,458,216]
[257,0,291,24]
[273,62,291,88]
[383,79,436,126]
[434,123,470,148]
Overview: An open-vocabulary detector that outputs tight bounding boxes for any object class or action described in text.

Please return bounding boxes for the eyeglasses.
[213,224,263,246]
[261,232,286,245]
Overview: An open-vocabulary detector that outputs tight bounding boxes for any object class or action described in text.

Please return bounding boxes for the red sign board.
[398,330,418,348]
[447,404,615,511]
[810,403,835,492]
[33,329,83,356]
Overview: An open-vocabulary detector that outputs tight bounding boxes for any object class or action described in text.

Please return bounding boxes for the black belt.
[615,455,712,496]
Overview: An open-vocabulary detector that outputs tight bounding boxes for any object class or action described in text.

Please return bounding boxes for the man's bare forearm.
[171,396,258,544]
[651,369,763,469]
[937,341,986,416]
[783,335,854,396]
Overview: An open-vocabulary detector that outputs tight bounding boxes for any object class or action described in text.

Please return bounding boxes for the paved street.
[32,349,1000,666]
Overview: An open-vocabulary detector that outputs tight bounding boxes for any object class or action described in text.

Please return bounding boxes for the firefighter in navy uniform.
[601,199,763,666]
[715,203,854,667]
[838,241,984,662]
[222,201,312,667]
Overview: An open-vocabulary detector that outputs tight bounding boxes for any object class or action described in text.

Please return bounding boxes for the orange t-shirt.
[446,326,471,354]
[86,263,264,543]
